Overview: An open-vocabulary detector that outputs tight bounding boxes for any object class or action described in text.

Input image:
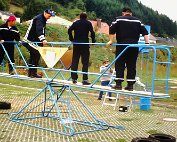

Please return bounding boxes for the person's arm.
[107,34,114,46]
[144,35,149,44]
[109,67,113,73]
[13,26,20,41]
[140,23,149,44]
[68,23,74,42]
[0,25,4,41]
[36,17,47,45]
[89,22,96,43]
[107,19,116,47]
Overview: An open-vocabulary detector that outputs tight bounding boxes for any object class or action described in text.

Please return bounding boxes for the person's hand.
[42,40,48,45]
[18,41,22,45]
[0,40,4,43]
[69,37,73,42]
[106,41,112,47]
[92,39,96,43]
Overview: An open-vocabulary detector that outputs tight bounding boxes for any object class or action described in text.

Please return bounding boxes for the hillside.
[1,0,177,38]
[0,1,177,76]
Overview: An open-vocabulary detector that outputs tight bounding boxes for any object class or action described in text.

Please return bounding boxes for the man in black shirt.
[23,9,55,78]
[0,15,20,75]
[107,7,149,91]
[68,12,96,85]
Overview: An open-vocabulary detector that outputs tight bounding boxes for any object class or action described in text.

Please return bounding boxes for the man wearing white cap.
[0,15,20,75]
[23,9,55,78]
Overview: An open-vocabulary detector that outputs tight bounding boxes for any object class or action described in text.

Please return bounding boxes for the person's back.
[110,8,148,44]
[107,7,149,91]
[114,16,142,43]
[68,12,96,85]
[72,19,92,42]
[68,12,95,44]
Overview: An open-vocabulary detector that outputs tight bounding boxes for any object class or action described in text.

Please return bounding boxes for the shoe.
[111,84,122,90]
[29,74,42,78]
[9,70,14,75]
[9,72,14,75]
[82,80,91,85]
[72,80,77,84]
[97,98,101,100]
[28,70,31,77]
[124,85,133,91]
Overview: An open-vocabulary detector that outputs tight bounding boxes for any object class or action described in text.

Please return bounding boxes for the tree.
[22,0,58,21]
[0,0,10,11]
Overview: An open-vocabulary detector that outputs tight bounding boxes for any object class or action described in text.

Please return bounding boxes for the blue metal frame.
[0,41,173,135]
[9,82,124,135]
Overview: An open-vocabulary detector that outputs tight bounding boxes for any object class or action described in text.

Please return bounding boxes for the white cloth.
[100,65,113,82]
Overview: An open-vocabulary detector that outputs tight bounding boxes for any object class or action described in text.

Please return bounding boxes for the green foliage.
[85,0,121,24]
[4,0,177,37]
[46,24,69,42]
[22,0,59,21]
[14,11,23,17]
[146,129,162,135]
[84,0,177,37]
[74,0,86,10]
[0,0,10,11]
[115,139,127,142]
[87,11,97,20]
[64,8,82,20]
[11,0,25,6]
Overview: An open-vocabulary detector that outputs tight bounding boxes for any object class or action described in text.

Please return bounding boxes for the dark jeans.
[0,43,15,72]
[98,80,112,99]
[71,45,90,80]
[115,45,139,85]
[23,43,40,67]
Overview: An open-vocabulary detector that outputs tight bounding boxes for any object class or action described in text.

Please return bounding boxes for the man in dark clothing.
[0,15,20,75]
[23,9,55,78]
[68,12,96,85]
[107,7,149,91]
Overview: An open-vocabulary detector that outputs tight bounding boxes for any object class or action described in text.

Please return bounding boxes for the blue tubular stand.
[0,41,173,135]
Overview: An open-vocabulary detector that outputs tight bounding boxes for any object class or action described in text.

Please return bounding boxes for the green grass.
[115,139,127,142]
[146,129,162,135]
[0,84,38,97]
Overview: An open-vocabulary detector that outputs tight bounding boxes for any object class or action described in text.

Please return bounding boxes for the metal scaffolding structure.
[0,41,172,135]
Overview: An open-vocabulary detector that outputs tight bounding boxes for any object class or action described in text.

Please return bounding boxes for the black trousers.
[71,45,90,80]
[23,43,40,68]
[0,43,15,72]
[115,45,139,85]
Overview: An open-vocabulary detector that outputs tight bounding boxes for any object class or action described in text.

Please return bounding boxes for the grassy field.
[0,82,177,142]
